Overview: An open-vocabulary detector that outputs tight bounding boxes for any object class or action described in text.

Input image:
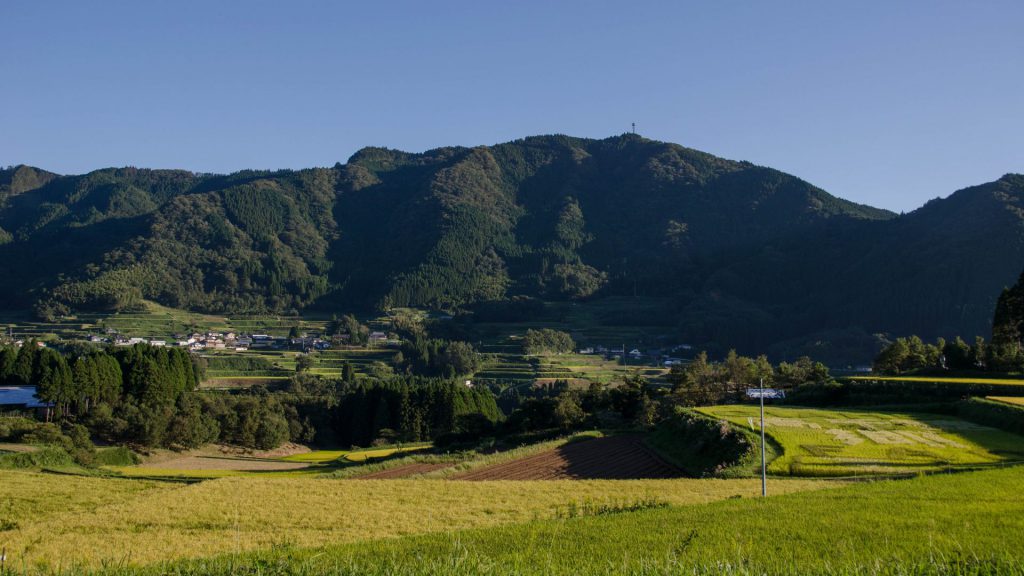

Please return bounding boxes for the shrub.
[94,446,140,466]
[647,407,768,478]
[0,417,40,441]
[0,447,74,469]
[955,397,1024,435]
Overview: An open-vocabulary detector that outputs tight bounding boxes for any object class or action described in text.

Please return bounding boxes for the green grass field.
[697,405,1024,476]
[8,465,1024,574]
[141,464,1024,576]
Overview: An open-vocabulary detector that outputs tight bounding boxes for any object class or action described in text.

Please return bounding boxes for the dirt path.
[456,435,682,480]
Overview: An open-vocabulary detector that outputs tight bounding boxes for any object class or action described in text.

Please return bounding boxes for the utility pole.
[760,377,767,497]
[747,379,782,497]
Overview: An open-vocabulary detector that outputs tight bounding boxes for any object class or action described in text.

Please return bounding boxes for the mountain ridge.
[1,135,1021,362]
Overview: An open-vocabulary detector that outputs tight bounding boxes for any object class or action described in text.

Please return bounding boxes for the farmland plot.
[456,435,682,480]
[698,405,1024,476]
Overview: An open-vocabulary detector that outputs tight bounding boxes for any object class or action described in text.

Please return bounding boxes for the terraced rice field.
[456,435,682,480]
[847,375,1024,386]
[698,405,1024,476]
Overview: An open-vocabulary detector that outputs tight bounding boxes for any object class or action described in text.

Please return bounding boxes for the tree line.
[668,351,830,406]
[0,342,505,452]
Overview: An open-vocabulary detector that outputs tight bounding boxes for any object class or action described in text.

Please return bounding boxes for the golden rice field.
[0,469,835,569]
[698,405,1024,476]
[0,471,173,530]
[847,375,1024,386]
[989,396,1024,406]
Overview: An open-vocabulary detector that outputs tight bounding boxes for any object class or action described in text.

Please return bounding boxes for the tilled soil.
[456,435,683,480]
[136,456,309,471]
[354,462,453,479]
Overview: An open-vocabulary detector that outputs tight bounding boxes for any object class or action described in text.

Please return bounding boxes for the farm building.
[0,386,51,417]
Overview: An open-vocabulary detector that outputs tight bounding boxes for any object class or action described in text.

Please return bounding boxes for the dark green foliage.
[873,333,1022,375]
[873,336,947,374]
[522,328,574,355]
[295,354,315,373]
[93,445,140,466]
[0,446,73,469]
[954,397,1024,436]
[399,337,480,377]
[203,355,275,372]
[991,266,1024,352]
[0,418,96,466]
[468,296,546,322]
[329,378,501,447]
[328,314,369,345]
[202,394,289,450]
[668,350,781,406]
[0,417,39,441]
[788,379,1024,405]
[502,376,654,433]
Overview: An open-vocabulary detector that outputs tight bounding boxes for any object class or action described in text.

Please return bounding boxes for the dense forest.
[2,135,1023,359]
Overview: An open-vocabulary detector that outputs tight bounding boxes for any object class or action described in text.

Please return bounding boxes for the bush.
[0,447,74,469]
[0,417,40,441]
[955,398,1024,435]
[21,422,70,447]
[94,446,140,466]
[523,329,575,355]
[647,407,768,478]
[204,355,276,371]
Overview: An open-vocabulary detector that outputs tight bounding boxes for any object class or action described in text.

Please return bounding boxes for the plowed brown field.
[456,435,682,480]
[355,462,452,479]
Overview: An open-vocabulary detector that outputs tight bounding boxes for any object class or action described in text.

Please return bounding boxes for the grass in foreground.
[0,471,832,568]
[698,405,1024,476]
[130,464,1024,576]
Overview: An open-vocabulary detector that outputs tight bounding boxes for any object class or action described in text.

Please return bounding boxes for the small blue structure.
[0,386,51,409]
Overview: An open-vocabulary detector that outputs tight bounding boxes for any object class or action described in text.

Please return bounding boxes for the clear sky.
[2,1,1022,212]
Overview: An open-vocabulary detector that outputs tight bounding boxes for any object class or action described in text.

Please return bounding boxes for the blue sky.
[2,1,1022,212]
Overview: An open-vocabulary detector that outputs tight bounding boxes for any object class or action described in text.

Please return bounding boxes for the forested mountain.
[2,136,1022,359]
